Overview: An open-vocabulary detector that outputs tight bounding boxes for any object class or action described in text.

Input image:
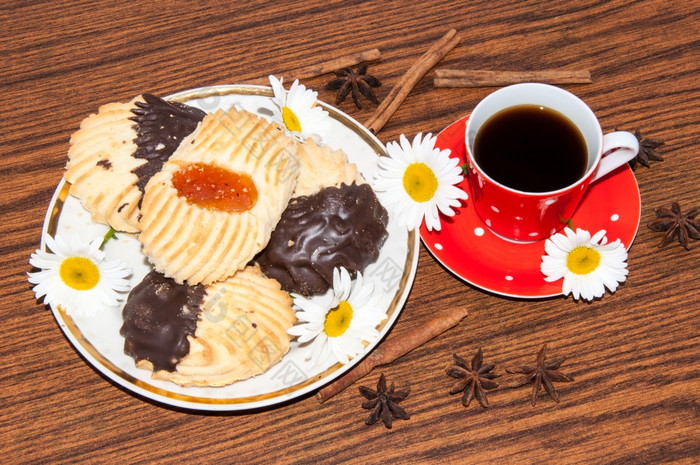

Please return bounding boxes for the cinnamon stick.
[244,48,381,85]
[434,69,592,87]
[364,29,461,134]
[316,307,468,403]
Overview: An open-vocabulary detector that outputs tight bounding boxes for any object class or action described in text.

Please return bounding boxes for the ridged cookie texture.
[65,97,145,232]
[150,265,296,387]
[292,137,363,197]
[65,94,206,233]
[139,107,300,285]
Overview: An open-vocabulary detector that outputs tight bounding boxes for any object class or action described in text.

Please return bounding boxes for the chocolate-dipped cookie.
[121,265,296,387]
[65,94,205,232]
[257,182,389,296]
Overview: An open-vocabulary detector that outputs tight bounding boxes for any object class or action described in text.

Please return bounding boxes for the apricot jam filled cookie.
[138,107,299,285]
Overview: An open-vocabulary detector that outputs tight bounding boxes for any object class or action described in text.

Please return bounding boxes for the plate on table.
[420,115,641,299]
[41,85,419,411]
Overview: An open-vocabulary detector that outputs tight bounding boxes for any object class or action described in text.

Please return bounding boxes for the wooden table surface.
[2,0,698,463]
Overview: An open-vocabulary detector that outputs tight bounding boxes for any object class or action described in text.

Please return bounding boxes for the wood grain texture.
[1,0,698,463]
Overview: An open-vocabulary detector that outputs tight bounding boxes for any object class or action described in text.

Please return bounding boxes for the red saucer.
[420,116,641,298]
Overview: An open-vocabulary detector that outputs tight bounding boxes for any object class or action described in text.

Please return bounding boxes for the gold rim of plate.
[43,85,419,410]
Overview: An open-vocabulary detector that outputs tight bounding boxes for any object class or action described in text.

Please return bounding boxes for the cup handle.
[593,131,640,181]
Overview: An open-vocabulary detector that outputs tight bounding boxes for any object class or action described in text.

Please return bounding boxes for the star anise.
[628,128,664,169]
[648,202,700,250]
[446,348,500,408]
[358,373,410,429]
[506,344,573,406]
[325,63,381,109]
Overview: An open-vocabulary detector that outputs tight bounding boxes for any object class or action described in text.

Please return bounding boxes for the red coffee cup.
[464,83,639,242]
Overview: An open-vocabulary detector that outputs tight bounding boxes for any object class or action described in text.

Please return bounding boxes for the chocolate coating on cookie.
[129,93,206,193]
[120,270,206,372]
[257,183,389,296]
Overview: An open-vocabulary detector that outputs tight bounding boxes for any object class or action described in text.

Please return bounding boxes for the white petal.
[591,229,607,244]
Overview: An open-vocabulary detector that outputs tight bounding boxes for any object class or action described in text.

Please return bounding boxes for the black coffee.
[473,105,588,192]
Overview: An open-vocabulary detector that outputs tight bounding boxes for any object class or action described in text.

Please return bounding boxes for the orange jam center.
[171,162,257,212]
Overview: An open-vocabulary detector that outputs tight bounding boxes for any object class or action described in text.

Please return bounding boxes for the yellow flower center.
[282,106,302,133]
[59,257,100,290]
[566,246,601,275]
[403,162,438,202]
[324,300,353,337]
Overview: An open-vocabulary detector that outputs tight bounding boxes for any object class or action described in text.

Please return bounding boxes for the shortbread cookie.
[120,266,295,387]
[65,94,205,232]
[120,270,206,373]
[257,182,389,296]
[293,138,362,197]
[138,107,300,285]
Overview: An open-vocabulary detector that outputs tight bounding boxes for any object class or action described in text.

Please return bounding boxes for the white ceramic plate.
[41,85,419,411]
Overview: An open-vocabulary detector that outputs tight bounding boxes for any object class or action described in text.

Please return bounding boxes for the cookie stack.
[65,93,388,387]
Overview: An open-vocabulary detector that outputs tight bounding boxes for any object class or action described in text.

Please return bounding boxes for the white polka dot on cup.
[474,227,485,236]
[435,243,443,250]
[611,214,620,221]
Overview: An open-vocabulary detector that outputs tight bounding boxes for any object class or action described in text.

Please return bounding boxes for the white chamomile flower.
[540,227,628,302]
[267,75,331,143]
[28,234,132,316]
[288,267,386,366]
[373,132,468,231]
